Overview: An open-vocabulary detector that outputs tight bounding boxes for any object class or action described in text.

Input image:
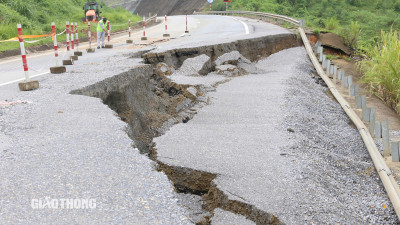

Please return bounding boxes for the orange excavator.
[82,1,102,23]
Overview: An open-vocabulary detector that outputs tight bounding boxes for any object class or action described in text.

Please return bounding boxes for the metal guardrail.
[194,10,302,27]
[196,10,400,220]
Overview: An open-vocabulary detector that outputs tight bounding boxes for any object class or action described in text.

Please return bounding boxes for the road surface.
[0,15,278,86]
[0,15,290,224]
[0,15,396,224]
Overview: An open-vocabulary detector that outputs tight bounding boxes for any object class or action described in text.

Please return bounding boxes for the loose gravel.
[278,48,399,224]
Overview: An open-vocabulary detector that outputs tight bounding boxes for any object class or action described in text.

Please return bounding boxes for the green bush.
[340,21,361,48]
[357,30,400,112]
[324,17,339,31]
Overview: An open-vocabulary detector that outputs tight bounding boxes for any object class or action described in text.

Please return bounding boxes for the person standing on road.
[97,17,108,49]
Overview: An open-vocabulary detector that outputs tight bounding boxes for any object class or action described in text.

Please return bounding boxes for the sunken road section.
[71,33,300,224]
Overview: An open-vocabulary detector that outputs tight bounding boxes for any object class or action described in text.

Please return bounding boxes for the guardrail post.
[340,70,346,82]
[392,142,400,162]
[318,47,324,62]
[362,107,371,122]
[382,120,390,156]
[300,19,305,28]
[354,84,359,96]
[326,60,331,74]
[50,22,66,74]
[375,121,382,138]
[86,22,95,53]
[63,21,73,65]
[347,75,353,88]
[333,66,337,84]
[322,55,327,69]
[17,24,39,91]
[369,108,376,135]
[343,75,349,87]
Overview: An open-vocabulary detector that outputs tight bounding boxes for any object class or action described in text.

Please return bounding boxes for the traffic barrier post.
[17,24,39,91]
[86,22,95,53]
[105,21,113,48]
[50,22,66,74]
[126,19,133,43]
[185,15,189,33]
[74,22,83,56]
[163,15,170,38]
[70,21,78,60]
[141,16,148,40]
[63,21,74,65]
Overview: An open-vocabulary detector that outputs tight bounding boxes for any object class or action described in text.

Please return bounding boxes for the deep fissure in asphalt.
[71,35,302,224]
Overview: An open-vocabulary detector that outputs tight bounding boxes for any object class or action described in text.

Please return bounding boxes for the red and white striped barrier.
[104,21,113,48]
[69,21,79,60]
[163,15,170,37]
[75,22,79,52]
[73,22,83,56]
[141,16,147,40]
[107,21,110,43]
[185,15,189,33]
[50,22,66,74]
[86,22,95,52]
[70,21,75,52]
[17,24,29,81]
[51,22,59,67]
[126,19,133,43]
[66,22,70,54]
[62,21,74,65]
[129,19,131,39]
[17,24,39,91]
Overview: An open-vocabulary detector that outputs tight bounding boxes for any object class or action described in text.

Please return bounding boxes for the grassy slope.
[211,0,400,46]
[0,0,141,52]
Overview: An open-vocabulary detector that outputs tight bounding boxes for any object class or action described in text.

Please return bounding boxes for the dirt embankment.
[133,0,205,16]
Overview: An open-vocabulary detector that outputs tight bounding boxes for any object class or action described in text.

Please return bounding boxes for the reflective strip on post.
[17,24,29,81]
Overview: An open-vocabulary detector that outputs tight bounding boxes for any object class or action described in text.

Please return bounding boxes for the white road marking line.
[0,71,49,87]
[233,18,249,35]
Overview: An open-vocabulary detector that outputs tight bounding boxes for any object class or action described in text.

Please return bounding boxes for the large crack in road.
[70,33,398,224]
[71,33,299,224]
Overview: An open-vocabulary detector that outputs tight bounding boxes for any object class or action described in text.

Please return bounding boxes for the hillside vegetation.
[0,0,140,52]
[212,0,400,47]
[211,0,400,113]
